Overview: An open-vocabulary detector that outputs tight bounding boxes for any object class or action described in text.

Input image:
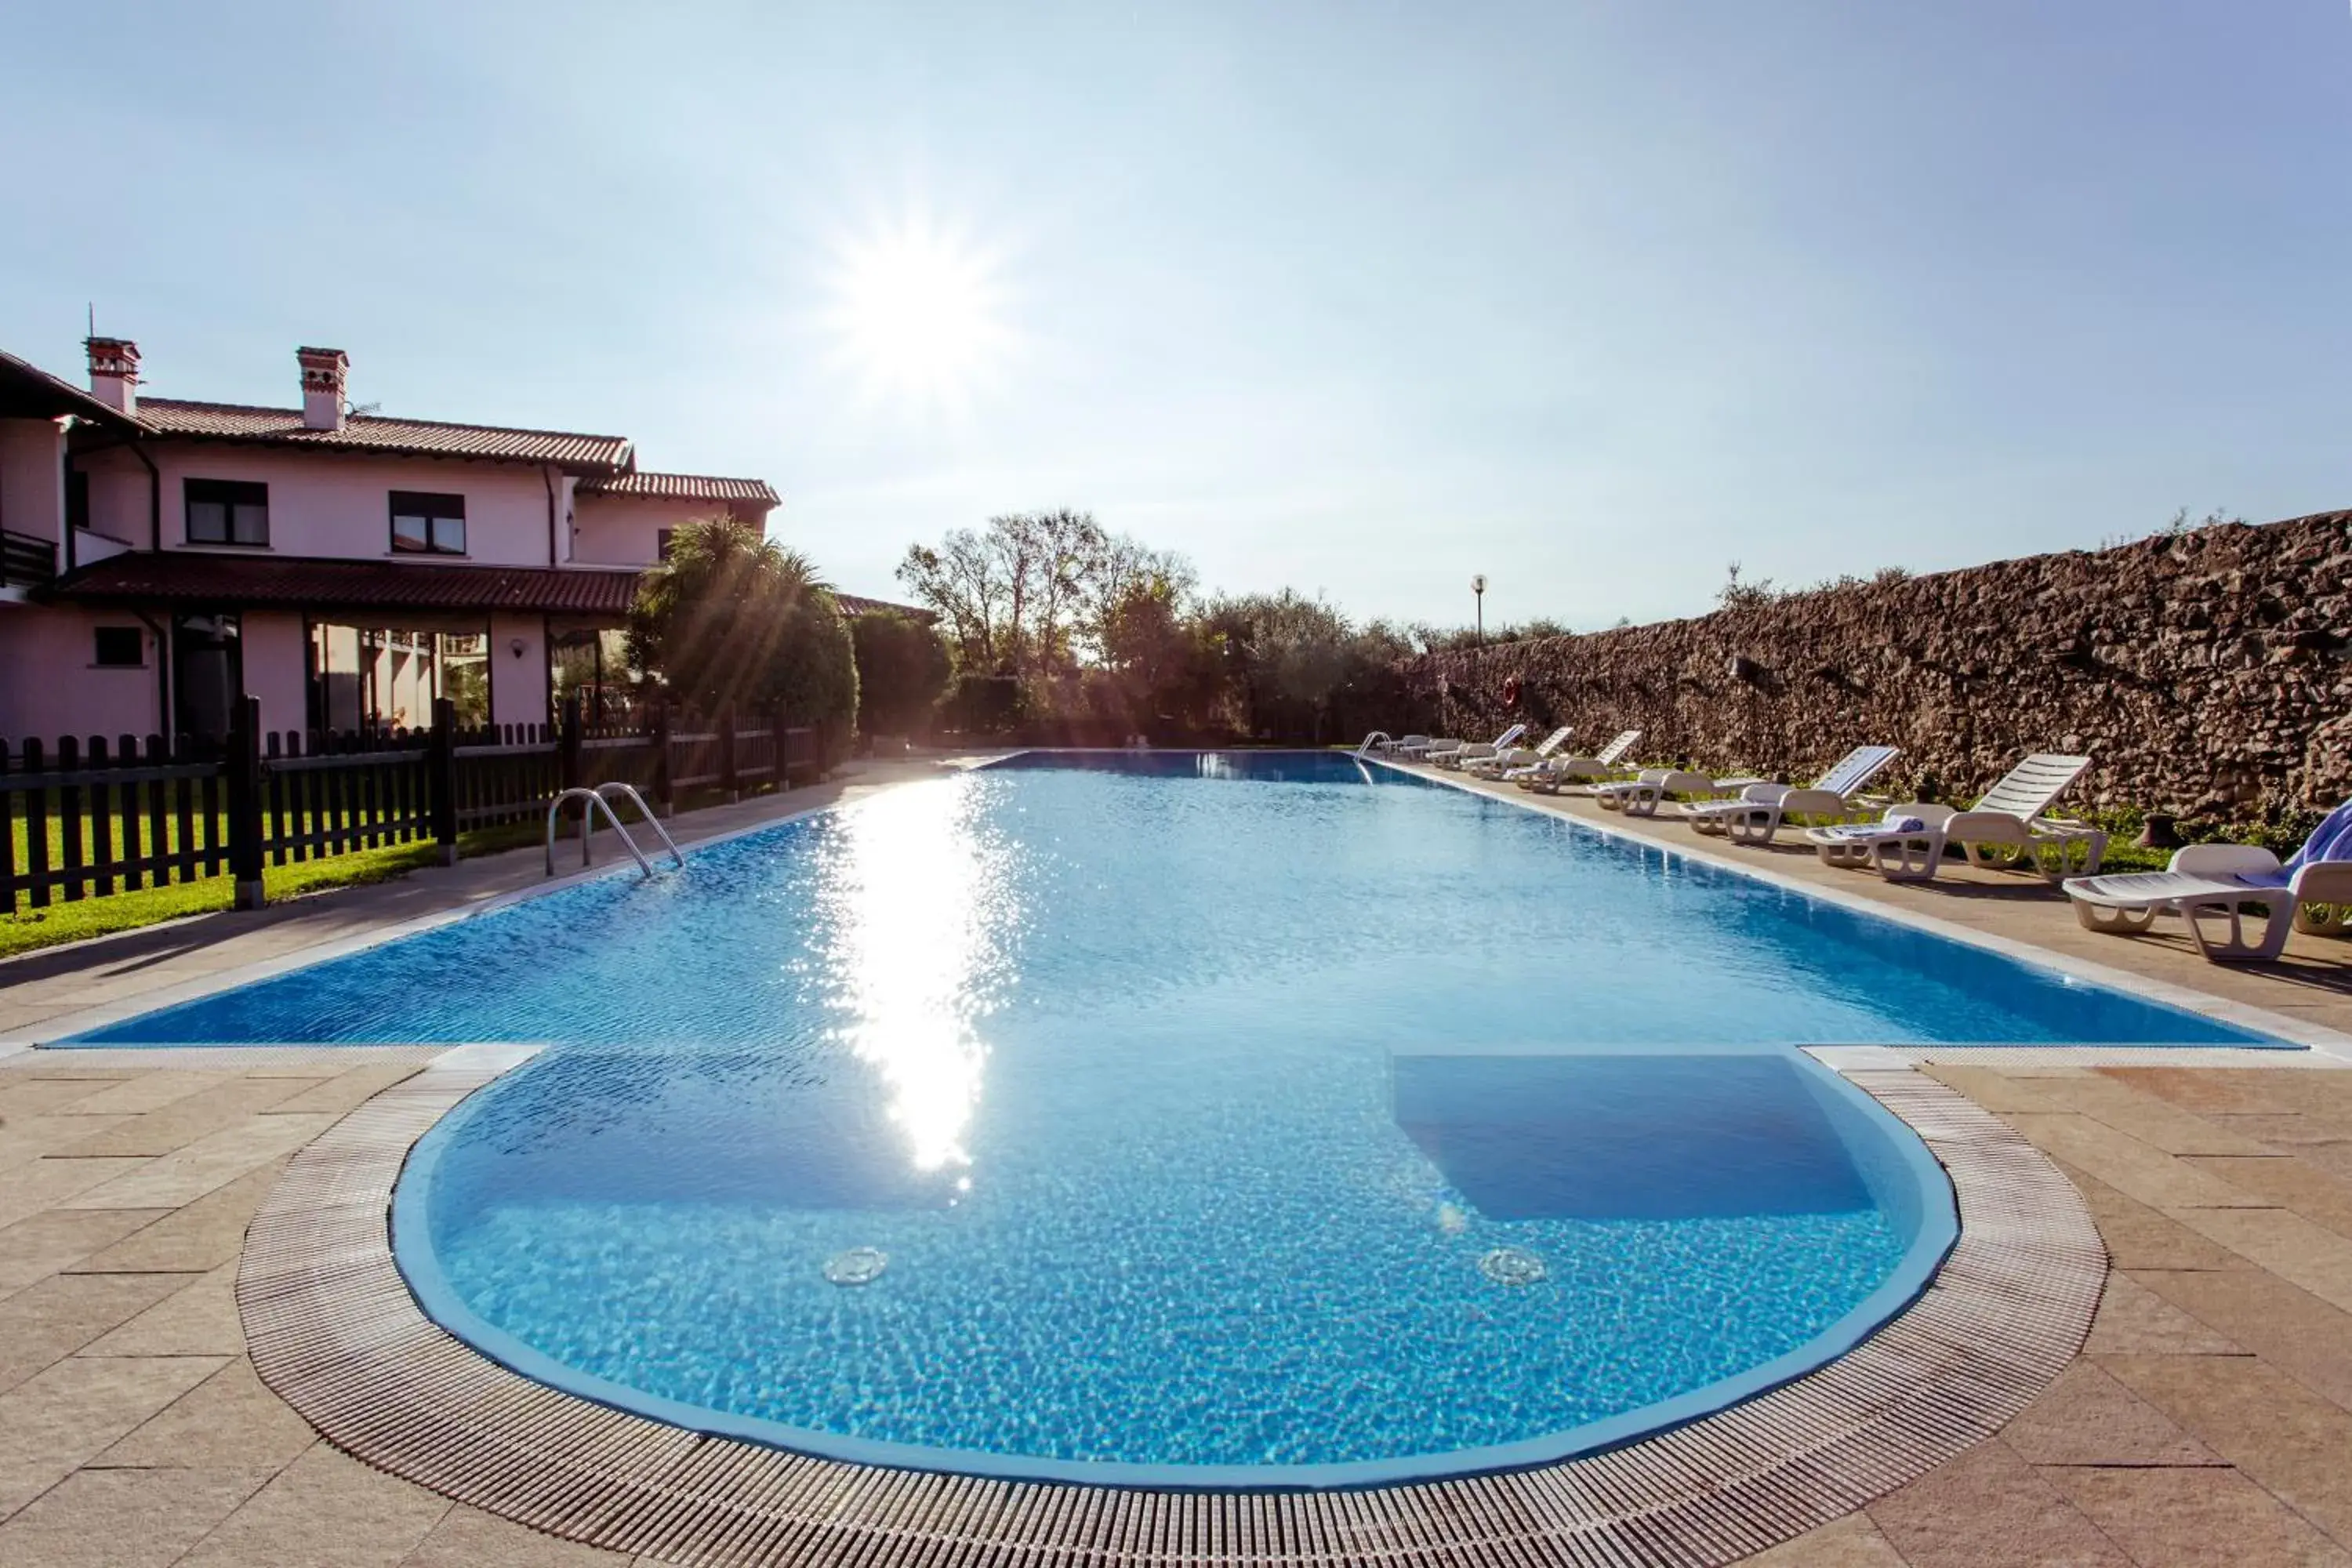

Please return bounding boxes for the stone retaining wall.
[1402,511,2352,815]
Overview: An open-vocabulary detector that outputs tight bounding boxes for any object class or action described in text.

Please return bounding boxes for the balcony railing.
[0,529,57,588]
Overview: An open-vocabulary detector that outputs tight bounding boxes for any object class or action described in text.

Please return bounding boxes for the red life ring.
[1501,676,1522,709]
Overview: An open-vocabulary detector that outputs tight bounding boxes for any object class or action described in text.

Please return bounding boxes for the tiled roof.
[577,471,779,506]
[48,553,644,615]
[0,348,141,430]
[48,552,939,624]
[836,593,936,622]
[133,398,633,473]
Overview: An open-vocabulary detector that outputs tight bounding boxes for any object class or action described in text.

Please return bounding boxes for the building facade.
[0,338,862,742]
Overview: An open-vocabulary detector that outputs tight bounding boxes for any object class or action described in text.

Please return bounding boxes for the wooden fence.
[4,695,823,913]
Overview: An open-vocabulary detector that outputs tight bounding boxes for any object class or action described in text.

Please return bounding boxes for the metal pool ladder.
[545,783,686,878]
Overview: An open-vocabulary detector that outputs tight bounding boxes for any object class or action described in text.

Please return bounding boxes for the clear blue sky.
[4,2,2345,628]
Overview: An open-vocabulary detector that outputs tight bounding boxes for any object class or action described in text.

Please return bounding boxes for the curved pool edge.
[241,1057,2104,1566]
[383,1044,1963,1490]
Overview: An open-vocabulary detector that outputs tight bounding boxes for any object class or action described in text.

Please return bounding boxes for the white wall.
[242,611,310,736]
[0,607,160,739]
[0,419,65,546]
[572,494,772,568]
[488,612,549,730]
[76,451,148,549]
[80,447,563,565]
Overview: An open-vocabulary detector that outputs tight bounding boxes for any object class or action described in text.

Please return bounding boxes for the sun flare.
[823,214,1012,412]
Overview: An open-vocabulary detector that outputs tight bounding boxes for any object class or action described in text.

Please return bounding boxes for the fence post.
[559,692,583,794]
[718,703,739,803]
[428,697,459,865]
[557,692,584,840]
[651,700,673,817]
[226,695,266,909]
[771,702,790,789]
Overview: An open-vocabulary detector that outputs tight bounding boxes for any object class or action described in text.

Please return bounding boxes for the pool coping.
[238,1050,2106,1566]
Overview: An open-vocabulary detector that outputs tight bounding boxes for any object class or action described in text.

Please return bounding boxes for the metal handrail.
[545,787,652,878]
[590,781,684,869]
[1356,731,1390,758]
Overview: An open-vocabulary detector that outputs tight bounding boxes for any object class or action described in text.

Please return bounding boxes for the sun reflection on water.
[815,775,1016,1174]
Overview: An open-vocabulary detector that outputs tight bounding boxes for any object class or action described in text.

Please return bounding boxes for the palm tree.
[626,519,858,727]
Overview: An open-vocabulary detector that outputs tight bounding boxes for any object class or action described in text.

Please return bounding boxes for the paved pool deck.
[3,1050,2350,1566]
[5,752,2352,1564]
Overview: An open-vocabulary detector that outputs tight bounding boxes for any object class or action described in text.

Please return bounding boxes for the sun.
[823,214,1013,414]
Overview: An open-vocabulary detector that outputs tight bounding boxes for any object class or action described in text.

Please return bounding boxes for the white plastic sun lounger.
[1428,723,1528,770]
[2064,800,2352,962]
[1467,726,1572,778]
[1515,730,1643,793]
[1682,745,1900,847]
[1802,752,2104,882]
[1593,767,1760,818]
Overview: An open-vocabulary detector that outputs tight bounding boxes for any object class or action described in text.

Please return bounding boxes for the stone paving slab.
[67,1162,296,1276]
[0,1209,174,1301]
[2049,1465,2352,1567]
[2098,1352,2352,1548]
[0,1466,281,1568]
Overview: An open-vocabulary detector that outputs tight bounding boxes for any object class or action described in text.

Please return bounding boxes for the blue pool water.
[76,753,2267,1482]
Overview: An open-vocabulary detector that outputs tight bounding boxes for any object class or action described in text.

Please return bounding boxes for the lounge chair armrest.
[2291,862,2352,902]
[1775,788,1847,818]
[1944,808,2027,842]
[2170,844,2281,878]
[1739,782,1789,804]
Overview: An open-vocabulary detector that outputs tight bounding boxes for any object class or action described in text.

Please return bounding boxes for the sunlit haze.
[822,212,1017,416]
[5,3,2349,628]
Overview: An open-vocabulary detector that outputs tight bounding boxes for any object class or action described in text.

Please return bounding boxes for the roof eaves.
[0,347,144,433]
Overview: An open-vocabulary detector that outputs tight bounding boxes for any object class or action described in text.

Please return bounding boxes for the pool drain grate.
[824,1247,889,1286]
[1479,1247,1547,1287]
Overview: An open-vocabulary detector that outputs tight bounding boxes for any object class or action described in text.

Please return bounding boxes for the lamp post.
[1472,574,1486,648]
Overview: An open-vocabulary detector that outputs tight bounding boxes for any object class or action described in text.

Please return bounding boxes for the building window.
[185,479,270,546]
[657,528,675,561]
[390,491,466,555]
[93,626,145,667]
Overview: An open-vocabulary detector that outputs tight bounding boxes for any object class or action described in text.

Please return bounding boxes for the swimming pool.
[74,752,2267,1483]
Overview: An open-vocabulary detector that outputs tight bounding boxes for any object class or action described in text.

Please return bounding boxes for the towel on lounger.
[1814,813,1926,841]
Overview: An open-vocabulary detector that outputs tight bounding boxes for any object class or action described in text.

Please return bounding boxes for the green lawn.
[1,787,722,961]
[0,840,445,958]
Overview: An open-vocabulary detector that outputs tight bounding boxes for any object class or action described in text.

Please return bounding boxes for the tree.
[1008,508,1107,671]
[898,528,1006,670]
[850,611,951,737]
[898,510,1182,681]
[1101,572,1223,728]
[626,518,857,731]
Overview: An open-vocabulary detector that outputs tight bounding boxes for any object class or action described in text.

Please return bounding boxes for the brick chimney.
[85,338,140,416]
[296,346,348,431]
